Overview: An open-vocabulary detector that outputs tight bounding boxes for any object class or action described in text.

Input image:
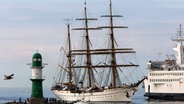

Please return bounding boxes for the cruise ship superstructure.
[144,24,184,100]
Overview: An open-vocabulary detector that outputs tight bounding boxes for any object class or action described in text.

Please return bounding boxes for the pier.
[5,98,72,104]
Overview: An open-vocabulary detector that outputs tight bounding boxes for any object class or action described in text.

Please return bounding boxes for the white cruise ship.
[144,24,184,100]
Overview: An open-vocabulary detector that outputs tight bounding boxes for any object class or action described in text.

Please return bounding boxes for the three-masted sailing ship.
[51,0,145,102]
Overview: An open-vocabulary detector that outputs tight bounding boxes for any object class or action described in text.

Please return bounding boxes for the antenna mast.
[172,24,184,66]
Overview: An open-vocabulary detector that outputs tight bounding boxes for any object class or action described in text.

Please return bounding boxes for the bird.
[4,74,14,80]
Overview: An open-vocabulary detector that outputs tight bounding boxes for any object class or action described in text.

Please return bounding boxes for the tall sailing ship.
[144,24,184,100]
[51,0,145,102]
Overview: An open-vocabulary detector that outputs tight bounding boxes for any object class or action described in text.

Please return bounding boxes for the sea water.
[0,87,183,104]
[0,87,55,104]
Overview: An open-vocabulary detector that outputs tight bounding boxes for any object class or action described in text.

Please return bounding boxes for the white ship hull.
[52,87,137,102]
[144,70,184,99]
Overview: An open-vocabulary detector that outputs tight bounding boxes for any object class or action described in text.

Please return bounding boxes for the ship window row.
[63,95,116,100]
[150,73,184,76]
[150,79,179,82]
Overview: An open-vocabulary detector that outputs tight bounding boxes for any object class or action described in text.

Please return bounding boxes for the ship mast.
[71,0,138,87]
[66,19,73,88]
[172,24,184,66]
[73,0,99,87]
[84,1,92,87]
[109,0,118,87]
[100,0,132,87]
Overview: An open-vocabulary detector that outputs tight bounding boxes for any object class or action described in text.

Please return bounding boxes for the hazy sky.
[0,0,184,88]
